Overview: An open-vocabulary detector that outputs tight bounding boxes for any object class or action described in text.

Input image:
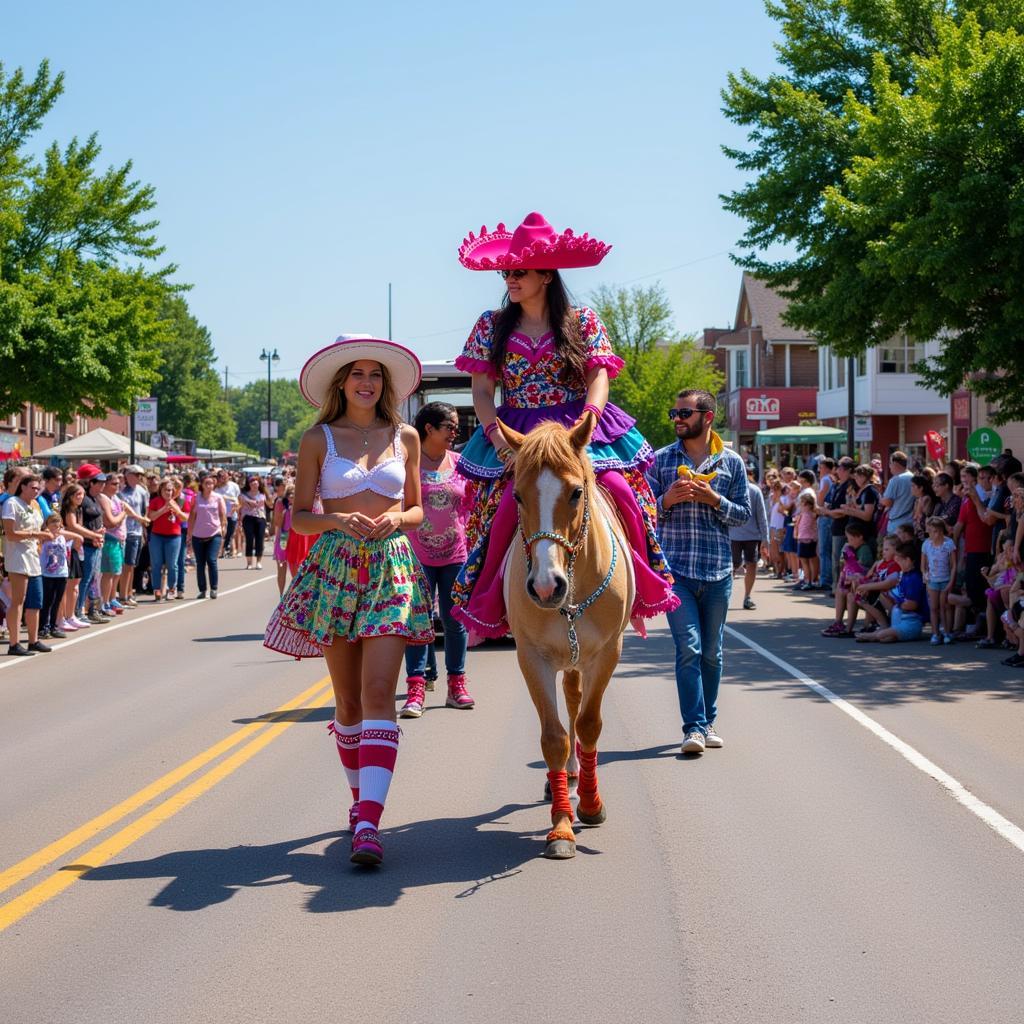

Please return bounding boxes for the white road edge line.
[0,574,276,674]
[725,623,1024,856]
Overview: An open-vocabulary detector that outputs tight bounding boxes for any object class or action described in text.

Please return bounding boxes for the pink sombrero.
[299,334,422,409]
[458,211,612,271]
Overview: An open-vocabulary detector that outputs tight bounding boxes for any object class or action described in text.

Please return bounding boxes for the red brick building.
[0,404,131,461]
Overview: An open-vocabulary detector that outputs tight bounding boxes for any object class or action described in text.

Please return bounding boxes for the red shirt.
[958,495,993,554]
[149,495,184,536]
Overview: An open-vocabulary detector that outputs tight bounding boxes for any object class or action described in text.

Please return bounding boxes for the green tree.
[148,296,236,448]
[591,283,725,448]
[0,61,173,420]
[588,283,676,359]
[722,1,1024,422]
[229,378,313,460]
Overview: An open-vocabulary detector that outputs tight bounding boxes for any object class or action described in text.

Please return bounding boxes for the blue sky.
[6,1,783,385]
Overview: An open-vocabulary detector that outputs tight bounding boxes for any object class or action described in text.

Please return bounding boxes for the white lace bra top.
[319,423,406,500]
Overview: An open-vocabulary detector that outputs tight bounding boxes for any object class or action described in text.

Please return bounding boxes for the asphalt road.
[2,562,1023,1024]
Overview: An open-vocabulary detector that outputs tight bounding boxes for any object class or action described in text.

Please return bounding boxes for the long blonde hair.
[314,360,400,428]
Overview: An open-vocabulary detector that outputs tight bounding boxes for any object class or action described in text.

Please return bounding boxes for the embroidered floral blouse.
[454,306,624,408]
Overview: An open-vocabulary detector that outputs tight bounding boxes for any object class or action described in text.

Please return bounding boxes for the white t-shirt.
[2,497,43,575]
[215,481,241,519]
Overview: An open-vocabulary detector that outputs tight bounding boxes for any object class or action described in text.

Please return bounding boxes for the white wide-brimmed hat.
[299,335,422,409]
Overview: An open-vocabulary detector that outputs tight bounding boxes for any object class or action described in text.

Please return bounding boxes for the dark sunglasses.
[498,269,530,280]
[668,407,708,420]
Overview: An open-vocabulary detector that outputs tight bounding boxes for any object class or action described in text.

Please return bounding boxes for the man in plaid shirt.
[646,389,750,754]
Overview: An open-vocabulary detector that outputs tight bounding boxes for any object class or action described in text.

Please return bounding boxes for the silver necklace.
[339,418,379,451]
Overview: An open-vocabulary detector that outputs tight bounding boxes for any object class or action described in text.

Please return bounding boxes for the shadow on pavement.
[232,708,336,725]
[193,634,266,643]
[607,581,1024,707]
[76,803,599,912]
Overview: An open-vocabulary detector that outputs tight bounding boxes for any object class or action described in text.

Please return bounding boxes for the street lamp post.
[259,348,280,461]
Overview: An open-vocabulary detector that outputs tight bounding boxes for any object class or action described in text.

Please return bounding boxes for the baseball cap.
[77,463,102,481]
[123,464,144,475]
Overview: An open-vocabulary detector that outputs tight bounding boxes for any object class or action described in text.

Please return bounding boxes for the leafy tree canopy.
[148,296,236,449]
[0,60,172,421]
[722,1,1024,422]
[590,283,725,448]
[228,378,313,460]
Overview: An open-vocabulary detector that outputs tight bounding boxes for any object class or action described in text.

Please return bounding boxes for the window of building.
[821,348,833,391]
[879,336,922,373]
[731,348,749,388]
[837,358,845,389]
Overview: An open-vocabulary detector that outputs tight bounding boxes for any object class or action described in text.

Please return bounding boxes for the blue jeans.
[665,575,733,735]
[76,543,101,616]
[404,561,467,678]
[818,516,833,588]
[192,534,221,593]
[149,534,181,593]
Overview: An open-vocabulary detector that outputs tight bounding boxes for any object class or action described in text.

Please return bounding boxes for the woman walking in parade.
[239,475,268,570]
[264,335,434,867]
[400,401,474,718]
[450,212,678,638]
[187,473,227,599]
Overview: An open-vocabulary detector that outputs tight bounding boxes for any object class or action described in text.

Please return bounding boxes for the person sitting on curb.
[821,520,875,637]
[849,535,901,636]
[856,542,928,643]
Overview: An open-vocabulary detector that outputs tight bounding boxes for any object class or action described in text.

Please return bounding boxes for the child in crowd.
[781,480,799,579]
[39,513,76,640]
[977,534,1021,649]
[821,521,875,636]
[1000,573,1024,666]
[857,542,929,643]
[849,534,902,635]
[768,480,786,578]
[921,516,958,645]
[793,492,818,591]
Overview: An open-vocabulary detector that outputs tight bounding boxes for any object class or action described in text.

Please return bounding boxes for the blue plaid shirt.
[646,439,751,582]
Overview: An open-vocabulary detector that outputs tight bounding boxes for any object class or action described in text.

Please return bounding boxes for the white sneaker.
[72,616,91,628]
[681,730,706,754]
[705,725,724,749]
[930,633,941,646]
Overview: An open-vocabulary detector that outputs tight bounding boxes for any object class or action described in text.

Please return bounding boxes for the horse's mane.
[515,421,595,486]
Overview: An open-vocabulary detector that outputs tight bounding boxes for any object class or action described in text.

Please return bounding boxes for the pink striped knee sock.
[329,720,361,802]
[355,719,400,833]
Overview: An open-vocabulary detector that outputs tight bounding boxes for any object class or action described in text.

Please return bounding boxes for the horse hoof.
[577,803,607,826]
[543,839,576,860]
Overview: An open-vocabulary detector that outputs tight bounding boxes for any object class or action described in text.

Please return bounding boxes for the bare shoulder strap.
[320,422,337,457]
[393,424,404,458]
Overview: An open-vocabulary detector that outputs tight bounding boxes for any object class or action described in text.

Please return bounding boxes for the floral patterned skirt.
[264,531,434,659]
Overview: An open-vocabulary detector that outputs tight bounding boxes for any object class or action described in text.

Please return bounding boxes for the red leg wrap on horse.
[576,747,601,813]
[546,770,573,823]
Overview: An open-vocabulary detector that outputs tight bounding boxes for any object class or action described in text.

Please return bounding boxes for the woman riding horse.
[451,212,678,638]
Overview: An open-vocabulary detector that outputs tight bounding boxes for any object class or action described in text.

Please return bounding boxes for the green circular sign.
[967,427,1003,463]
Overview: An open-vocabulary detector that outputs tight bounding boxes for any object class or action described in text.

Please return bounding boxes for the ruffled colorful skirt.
[452,398,678,639]
[264,531,434,659]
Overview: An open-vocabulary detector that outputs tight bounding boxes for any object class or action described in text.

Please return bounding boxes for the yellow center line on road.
[0,686,336,933]
[0,675,333,899]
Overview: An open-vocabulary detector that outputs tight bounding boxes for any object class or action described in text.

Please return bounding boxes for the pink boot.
[445,674,475,709]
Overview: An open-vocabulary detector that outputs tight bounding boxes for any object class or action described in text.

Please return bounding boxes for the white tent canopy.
[33,427,166,461]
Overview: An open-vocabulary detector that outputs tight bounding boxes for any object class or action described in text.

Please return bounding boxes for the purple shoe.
[351,828,383,866]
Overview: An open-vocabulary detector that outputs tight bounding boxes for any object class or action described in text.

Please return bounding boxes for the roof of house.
[738,273,814,343]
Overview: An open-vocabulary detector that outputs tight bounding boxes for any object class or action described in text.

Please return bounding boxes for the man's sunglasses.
[498,269,530,280]
[668,407,709,420]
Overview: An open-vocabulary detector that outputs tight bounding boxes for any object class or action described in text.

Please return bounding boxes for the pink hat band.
[458,211,612,271]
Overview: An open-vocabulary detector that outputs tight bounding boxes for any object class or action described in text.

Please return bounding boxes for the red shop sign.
[924,430,947,463]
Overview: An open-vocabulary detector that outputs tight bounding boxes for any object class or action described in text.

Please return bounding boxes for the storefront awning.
[755,425,849,446]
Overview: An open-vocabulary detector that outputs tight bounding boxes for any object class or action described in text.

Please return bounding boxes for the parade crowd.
[730,447,1024,665]
[0,462,310,656]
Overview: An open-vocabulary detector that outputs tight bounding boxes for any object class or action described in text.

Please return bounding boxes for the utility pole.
[129,398,136,462]
[847,356,856,459]
[388,282,392,339]
[224,366,229,396]
[259,349,280,462]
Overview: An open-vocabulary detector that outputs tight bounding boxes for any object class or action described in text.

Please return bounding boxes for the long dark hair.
[490,271,586,385]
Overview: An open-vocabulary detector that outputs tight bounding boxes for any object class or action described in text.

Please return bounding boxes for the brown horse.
[498,417,634,859]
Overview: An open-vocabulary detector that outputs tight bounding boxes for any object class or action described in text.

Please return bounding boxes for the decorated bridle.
[518,483,618,665]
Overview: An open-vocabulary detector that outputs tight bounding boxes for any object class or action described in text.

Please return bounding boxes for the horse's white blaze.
[530,468,564,600]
